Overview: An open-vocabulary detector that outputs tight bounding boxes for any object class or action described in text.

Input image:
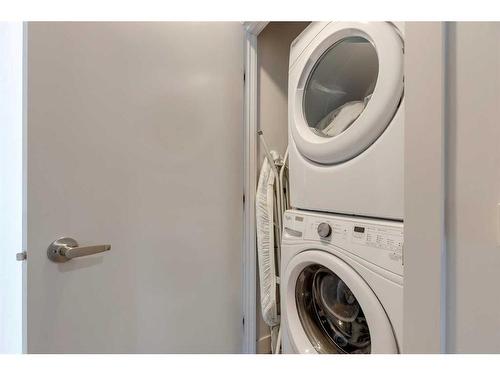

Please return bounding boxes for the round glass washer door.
[283,250,398,354]
[290,22,403,164]
[295,264,371,353]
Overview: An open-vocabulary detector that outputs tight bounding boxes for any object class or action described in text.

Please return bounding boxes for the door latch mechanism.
[16,251,27,261]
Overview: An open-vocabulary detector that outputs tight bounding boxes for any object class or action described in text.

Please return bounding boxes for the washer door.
[290,22,403,164]
[283,250,398,354]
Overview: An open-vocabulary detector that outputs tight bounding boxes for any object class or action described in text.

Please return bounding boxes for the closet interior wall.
[256,21,309,354]
[445,22,500,353]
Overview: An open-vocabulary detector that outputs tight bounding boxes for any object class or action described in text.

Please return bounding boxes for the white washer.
[281,209,403,354]
[288,22,405,220]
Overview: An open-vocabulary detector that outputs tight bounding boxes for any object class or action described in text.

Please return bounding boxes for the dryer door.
[290,22,403,164]
[283,250,398,354]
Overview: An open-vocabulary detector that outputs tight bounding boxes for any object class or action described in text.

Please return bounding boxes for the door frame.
[241,21,268,354]
[242,21,448,354]
[403,22,447,353]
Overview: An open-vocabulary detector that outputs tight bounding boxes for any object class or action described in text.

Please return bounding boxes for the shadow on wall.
[257,22,310,166]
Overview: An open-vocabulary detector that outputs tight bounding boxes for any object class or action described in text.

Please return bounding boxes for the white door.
[23,22,244,353]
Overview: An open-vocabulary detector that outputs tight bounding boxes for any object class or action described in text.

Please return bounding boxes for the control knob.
[317,222,332,238]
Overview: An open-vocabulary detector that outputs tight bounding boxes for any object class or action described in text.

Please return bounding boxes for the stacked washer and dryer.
[281,22,405,354]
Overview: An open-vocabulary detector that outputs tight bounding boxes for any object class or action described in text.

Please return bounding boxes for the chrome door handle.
[47,237,111,263]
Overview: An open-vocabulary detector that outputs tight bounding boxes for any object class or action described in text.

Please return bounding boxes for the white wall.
[446,22,500,353]
[0,22,23,353]
[403,21,500,354]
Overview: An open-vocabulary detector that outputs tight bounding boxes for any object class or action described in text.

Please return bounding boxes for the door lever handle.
[47,237,111,263]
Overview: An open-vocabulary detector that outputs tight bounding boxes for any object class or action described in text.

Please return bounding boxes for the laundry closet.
[253,21,405,354]
[252,21,500,355]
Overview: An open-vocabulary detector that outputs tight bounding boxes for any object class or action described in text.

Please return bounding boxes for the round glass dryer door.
[283,250,398,354]
[290,22,404,164]
[303,36,378,139]
[295,265,371,353]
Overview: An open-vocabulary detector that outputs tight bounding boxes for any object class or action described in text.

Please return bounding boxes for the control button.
[284,227,303,238]
[317,222,332,238]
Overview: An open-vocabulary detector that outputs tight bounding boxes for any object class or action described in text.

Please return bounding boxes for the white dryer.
[288,22,404,220]
[281,210,403,354]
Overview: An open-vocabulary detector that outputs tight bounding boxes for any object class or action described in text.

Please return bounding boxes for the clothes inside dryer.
[303,36,379,138]
[295,264,371,354]
[314,97,369,138]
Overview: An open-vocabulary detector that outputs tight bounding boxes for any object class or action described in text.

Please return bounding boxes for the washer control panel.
[305,219,349,242]
[294,211,404,275]
[283,212,306,239]
[351,224,403,255]
[317,222,332,238]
